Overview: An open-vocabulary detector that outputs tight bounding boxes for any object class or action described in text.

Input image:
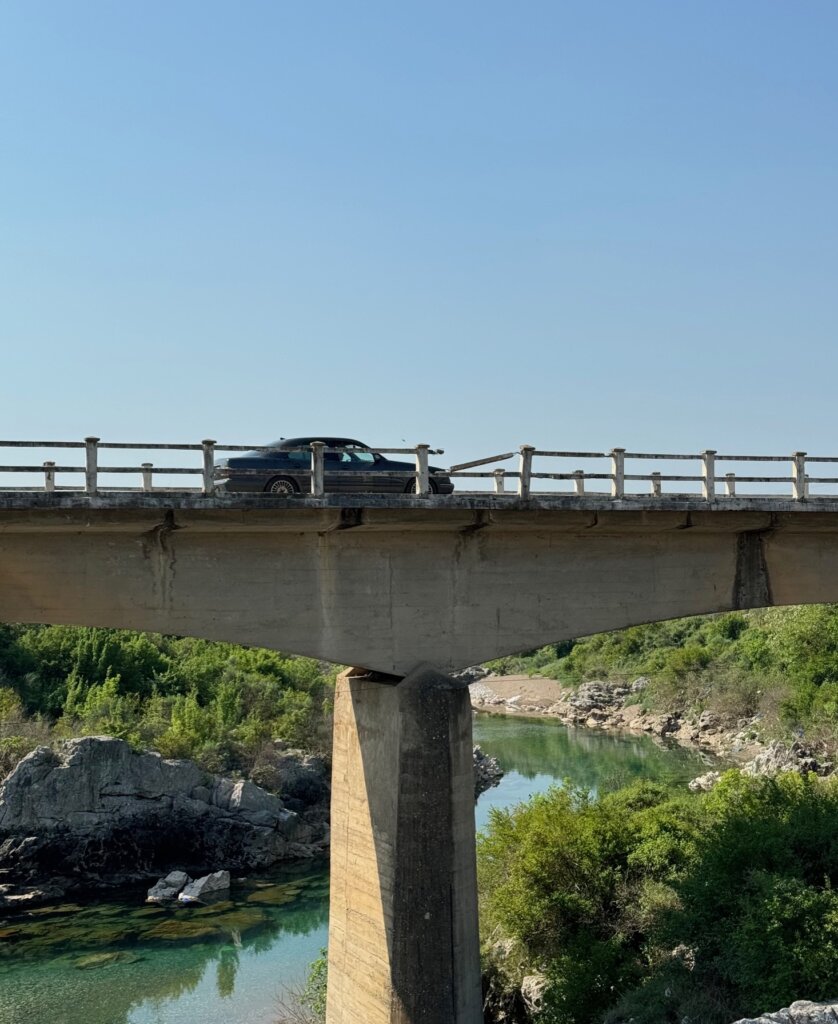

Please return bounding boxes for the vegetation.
[479,772,838,1024]
[275,949,328,1024]
[0,623,336,780]
[484,605,838,746]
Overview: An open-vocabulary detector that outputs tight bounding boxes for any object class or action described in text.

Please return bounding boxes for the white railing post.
[573,470,585,496]
[517,445,535,498]
[202,439,216,495]
[311,441,325,496]
[792,452,807,500]
[84,437,99,495]
[142,463,153,492]
[493,468,506,494]
[725,473,736,497]
[415,444,430,495]
[805,474,810,499]
[702,449,716,501]
[650,472,662,497]
[43,461,55,492]
[610,448,625,499]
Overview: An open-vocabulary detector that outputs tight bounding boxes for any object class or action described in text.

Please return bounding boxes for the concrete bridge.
[4,438,838,1023]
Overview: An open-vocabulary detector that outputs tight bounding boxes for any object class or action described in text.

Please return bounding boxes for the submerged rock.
[0,737,327,897]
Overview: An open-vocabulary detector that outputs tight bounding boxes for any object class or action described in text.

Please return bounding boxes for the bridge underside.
[2,504,838,673]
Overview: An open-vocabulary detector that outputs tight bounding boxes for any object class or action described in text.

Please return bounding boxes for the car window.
[341,448,375,465]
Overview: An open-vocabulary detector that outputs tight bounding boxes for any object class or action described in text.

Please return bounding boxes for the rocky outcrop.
[732,1000,838,1023]
[742,740,833,779]
[0,737,328,902]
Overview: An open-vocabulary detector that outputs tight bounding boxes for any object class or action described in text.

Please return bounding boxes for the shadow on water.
[0,862,329,1024]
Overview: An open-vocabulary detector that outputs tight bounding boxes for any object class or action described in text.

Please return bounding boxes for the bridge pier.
[326,666,482,1024]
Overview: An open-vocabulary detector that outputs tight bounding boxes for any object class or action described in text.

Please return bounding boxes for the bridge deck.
[3,491,838,514]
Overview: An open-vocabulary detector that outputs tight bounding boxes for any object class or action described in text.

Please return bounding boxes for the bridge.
[4,438,838,1024]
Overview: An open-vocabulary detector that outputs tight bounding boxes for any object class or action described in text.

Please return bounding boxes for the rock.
[453,666,490,685]
[742,741,831,779]
[178,870,230,904]
[0,882,65,909]
[688,770,722,792]
[521,973,549,1013]
[0,737,326,894]
[731,999,838,1023]
[146,870,191,903]
[473,746,504,797]
[273,751,329,806]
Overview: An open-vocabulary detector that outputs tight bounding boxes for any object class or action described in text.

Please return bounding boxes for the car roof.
[276,436,367,449]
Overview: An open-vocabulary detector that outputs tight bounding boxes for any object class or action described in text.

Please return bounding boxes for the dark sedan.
[214,437,455,495]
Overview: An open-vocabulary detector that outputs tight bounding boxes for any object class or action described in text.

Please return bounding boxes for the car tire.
[403,478,438,494]
[265,476,299,496]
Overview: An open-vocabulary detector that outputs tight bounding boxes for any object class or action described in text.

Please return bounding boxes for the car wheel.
[265,476,299,496]
[403,477,438,494]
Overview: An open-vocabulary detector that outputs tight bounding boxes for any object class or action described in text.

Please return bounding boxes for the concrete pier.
[326,666,482,1024]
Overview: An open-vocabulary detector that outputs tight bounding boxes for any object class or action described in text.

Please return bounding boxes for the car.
[213,436,455,495]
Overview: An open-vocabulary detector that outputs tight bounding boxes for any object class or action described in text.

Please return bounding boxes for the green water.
[0,715,713,1024]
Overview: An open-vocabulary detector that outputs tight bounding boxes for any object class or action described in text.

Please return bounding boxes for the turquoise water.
[0,715,712,1024]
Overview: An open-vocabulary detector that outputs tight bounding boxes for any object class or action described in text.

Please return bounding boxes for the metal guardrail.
[0,439,833,502]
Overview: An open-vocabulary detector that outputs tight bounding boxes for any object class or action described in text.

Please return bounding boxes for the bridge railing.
[2,439,838,502]
[0,439,446,496]
[448,447,838,500]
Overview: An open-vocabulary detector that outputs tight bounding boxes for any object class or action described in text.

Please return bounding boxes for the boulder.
[178,870,230,903]
[0,737,326,896]
[147,870,191,903]
[688,770,722,792]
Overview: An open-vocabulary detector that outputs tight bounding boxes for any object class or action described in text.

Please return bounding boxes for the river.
[0,715,712,1024]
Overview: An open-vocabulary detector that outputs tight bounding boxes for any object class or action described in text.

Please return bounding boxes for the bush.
[0,625,337,774]
[479,773,838,1024]
[0,735,38,778]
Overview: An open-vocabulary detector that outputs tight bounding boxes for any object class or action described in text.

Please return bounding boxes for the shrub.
[478,773,838,1024]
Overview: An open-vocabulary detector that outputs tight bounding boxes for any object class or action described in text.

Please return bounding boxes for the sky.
[1,1,837,473]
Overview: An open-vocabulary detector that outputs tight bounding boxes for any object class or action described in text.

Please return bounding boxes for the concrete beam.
[326,667,481,1024]
[5,507,838,672]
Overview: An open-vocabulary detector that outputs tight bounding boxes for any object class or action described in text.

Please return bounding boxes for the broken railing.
[448,447,833,500]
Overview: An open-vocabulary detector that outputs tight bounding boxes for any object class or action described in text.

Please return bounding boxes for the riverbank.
[0,714,710,1024]
[470,674,836,782]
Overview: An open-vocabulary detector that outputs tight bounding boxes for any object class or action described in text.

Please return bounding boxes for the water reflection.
[472,712,714,830]
[0,864,329,1024]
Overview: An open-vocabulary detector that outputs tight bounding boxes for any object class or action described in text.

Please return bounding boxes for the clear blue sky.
[2,1,836,469]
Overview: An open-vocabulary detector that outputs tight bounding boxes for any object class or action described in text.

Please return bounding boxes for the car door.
[339,446,378,492]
